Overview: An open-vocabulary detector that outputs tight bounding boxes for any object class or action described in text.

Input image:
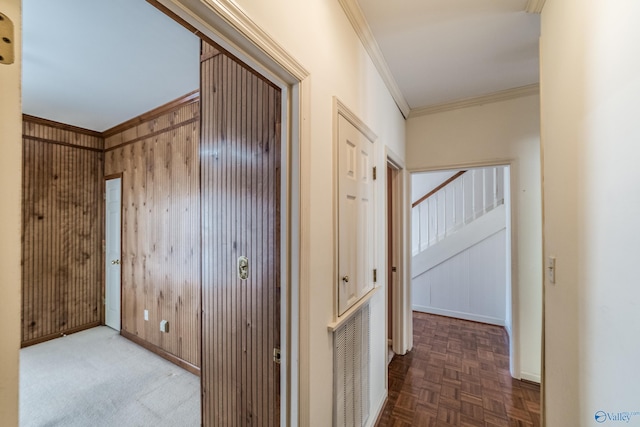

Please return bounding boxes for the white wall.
[413,224,507,326]
[208,0,407,425]
[541,1,640,425]
[0,0,22,425]
[407,94,542,382]
[2,1,407,426]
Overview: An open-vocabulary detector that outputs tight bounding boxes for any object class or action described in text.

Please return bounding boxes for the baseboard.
[413,305,504,327]
[520,372,541,384]
[367,390,388,427]
[21,321,101,348]
[120,329,201,376]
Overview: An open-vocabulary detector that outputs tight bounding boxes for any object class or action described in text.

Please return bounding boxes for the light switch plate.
[144,309,149,321]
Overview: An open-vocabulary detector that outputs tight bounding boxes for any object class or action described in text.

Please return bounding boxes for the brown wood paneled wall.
[21,116,104,346]
[104,95,201,370]
[200,41,282,426]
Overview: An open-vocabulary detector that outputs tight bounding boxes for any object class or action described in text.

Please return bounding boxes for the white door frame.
[156,1,309,424]
[385,148,411,355]
[104,175,122,331]
[408,160,529,381]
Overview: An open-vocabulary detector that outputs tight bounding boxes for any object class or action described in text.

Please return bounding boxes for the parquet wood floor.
[377,312,540,427]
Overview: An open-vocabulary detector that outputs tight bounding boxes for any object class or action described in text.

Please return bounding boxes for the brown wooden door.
[200,41,281,426]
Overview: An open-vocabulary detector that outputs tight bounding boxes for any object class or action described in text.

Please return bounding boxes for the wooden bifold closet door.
[200,41,282,426]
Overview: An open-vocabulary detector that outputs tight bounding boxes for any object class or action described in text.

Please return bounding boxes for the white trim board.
[412,306,505,327]
[520,371,541,384]
[408,84,540,118]
[367,390,388,427]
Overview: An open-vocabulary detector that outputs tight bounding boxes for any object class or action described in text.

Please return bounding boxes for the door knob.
[342,276,349,283]
[111,259,120,265]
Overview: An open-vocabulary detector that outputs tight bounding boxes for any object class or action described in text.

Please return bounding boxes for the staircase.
[411,166,509,326]
[412,167,505,256]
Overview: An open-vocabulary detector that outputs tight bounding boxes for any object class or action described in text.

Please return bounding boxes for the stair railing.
[411,167,505,256]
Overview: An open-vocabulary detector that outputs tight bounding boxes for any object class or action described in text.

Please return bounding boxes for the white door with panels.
[105,178,122,331]
[338,114,375,315]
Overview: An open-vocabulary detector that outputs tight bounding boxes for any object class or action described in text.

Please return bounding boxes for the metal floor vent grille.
[334,303,370,427]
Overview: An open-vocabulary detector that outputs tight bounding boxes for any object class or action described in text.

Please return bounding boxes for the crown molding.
[22,115,103,138]
[337,0,411,118]
[408,84,540,118]
[199,0,309,81]
[525,0,546,14]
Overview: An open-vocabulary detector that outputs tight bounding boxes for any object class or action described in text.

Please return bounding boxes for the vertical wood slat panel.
[200,42,282,426]
[21,118,104,347]
[104,99,201,369]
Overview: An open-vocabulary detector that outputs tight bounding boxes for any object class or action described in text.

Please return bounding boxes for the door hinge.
[373,269,377,283]
[373,166,377,180]
[273,348,281,364]
[0,12,16,65]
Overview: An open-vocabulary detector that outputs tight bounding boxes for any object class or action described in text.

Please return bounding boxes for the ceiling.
[21,0,540,131]
[22,0,199,132]
[357,0,540,111]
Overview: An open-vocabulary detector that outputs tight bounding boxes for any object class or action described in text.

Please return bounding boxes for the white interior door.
[105,178,122,331]
[338,115,374,315]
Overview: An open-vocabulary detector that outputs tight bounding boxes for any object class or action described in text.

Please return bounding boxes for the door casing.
[152,0,309,423]
[385,150,410,356]
[104,175,123,331]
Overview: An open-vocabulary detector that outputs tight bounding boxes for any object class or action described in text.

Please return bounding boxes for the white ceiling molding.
[408,83,539,118]
[525,0,546,14]
[337,0,411,118]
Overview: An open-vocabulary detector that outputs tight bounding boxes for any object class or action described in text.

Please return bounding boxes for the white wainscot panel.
[412,228,507,326]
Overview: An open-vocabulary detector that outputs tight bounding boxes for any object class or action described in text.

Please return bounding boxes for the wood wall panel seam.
[104,117,199,153]
[22,114,103,138]
[22,135,104,153]
[102,91,199,138]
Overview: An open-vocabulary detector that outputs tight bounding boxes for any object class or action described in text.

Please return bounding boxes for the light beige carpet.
[20,327,200,427]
